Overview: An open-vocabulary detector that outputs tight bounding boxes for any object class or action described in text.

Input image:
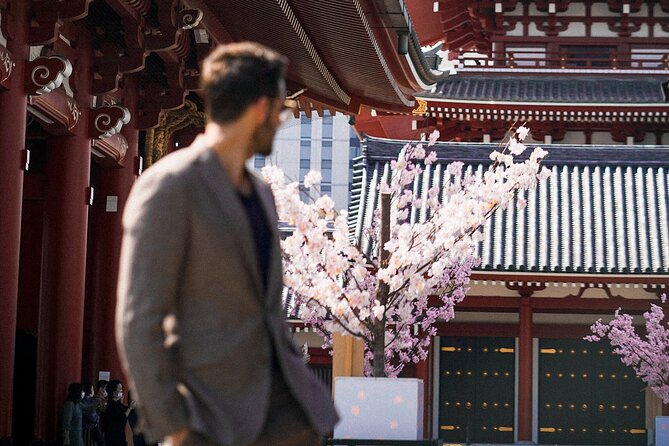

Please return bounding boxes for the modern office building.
[251,111,361,211]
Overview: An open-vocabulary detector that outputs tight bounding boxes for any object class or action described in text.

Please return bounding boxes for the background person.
[102,380,135,446]
[62,383,84,446]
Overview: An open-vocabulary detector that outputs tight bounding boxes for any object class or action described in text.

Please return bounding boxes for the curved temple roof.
[188,0,445,114]
[420,76,669,104]
[349,136,669,275]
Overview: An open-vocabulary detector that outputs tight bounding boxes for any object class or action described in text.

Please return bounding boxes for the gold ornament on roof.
[411,98,427,116]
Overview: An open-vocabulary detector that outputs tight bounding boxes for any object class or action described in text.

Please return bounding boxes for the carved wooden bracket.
[607,0,643,13]
[529,120,566,142]
[177,9,203,30]
[27,88,81,134]
[136,55,188,129]
[91,133,129,167]
[506,282,547,298]
[144,2,204,52]
[144,1,184,52]
[0,44,14,88]
[29,0,92,44]
[608,20,641,37]
[611,121,646,143]
[662,0,669,12]
[535,0,571,12]
[90,3,147,95]
[643,285,668,299]
[90,104,131,139]
[565,283,624,299]
[25,55,73,96]
[536,19,569,36]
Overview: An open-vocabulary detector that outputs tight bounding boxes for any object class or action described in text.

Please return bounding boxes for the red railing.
[454,50,669,71]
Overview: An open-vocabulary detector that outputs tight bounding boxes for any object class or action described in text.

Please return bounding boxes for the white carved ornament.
[94,105,131,139]
[31,56,73,95]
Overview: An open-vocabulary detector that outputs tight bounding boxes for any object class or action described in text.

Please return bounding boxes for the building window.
[300,139,311,159]
[560,46,615,68]
[254,155,266,169]
[349,128,362,189]
[322,140,333,160]
[322,112,333,138]
[300,112,312,138]
[321,183,332,193]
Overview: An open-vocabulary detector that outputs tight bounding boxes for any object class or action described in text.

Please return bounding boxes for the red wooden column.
[517,297,533,441]
[86,76,139,385]
[0,0,29,436]
[33,27,92,441]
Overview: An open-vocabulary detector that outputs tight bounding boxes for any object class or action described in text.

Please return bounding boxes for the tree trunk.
[372,324,386,377]
[373,193,391,377]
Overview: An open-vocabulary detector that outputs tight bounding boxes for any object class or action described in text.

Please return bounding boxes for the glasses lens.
[279,99,297,123]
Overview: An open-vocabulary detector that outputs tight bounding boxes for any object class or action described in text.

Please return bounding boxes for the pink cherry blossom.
[428,129,440,146]
[586,294,669,403]
[263,128,550,377]
[516,125,530,141]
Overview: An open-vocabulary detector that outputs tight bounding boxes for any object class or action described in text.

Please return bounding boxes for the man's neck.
[203,122,253,190]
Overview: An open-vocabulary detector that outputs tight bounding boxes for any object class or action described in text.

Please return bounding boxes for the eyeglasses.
[279,98,298,123]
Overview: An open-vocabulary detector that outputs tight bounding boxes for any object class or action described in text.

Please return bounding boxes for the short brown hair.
[200,42,288,125]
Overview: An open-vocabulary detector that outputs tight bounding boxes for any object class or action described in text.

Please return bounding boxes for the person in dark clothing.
[62,382,84,446]
[102,380,135,446]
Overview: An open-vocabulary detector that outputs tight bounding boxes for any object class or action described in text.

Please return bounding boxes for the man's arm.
[115,170,190,442]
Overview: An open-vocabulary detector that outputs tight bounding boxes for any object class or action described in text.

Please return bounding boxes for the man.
[115,42,338,446]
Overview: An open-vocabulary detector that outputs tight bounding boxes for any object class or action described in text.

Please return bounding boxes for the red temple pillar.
[86,76,139,385]
[33,27,92,441]
[518,297,533,441]
[0,0,29,436]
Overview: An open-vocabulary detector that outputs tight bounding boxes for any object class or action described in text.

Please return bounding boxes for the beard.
[250,114,276,156]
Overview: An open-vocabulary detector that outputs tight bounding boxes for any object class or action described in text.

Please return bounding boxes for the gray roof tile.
[420,76,668,103]
[348,137,669,274]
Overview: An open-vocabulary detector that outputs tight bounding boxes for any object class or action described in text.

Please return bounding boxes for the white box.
[333,377,423,440]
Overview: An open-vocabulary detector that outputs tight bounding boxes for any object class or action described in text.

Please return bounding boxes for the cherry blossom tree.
[586,294,669,403]
[263,127,550,377]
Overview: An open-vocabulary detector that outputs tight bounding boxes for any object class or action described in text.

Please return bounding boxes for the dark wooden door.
[438,336,516,443]
[538,339,646,445]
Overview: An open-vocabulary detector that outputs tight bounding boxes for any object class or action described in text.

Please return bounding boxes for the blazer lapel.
[250,174,283,303]
[196,148,263,299]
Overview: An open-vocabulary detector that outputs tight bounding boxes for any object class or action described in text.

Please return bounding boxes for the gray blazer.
[116,139,338,445]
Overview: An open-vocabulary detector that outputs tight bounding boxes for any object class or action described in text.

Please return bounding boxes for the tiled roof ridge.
[418,75,668,103]
[348,137,669,275]
[363,136,669,167]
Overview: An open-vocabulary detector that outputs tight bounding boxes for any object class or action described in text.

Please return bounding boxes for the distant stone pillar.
[517,297,533,441]
[0,0,29,436]
[33,26,92,441]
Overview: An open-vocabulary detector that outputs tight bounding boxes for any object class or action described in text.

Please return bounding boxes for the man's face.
[250,79,288,157]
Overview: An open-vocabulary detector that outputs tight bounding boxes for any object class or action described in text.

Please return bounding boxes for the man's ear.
[251,96,272,123]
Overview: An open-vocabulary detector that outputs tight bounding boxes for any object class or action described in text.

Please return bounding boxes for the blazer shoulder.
[123,147,204,228]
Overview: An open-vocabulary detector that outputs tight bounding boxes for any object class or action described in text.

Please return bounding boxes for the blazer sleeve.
[115,168,190,441]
